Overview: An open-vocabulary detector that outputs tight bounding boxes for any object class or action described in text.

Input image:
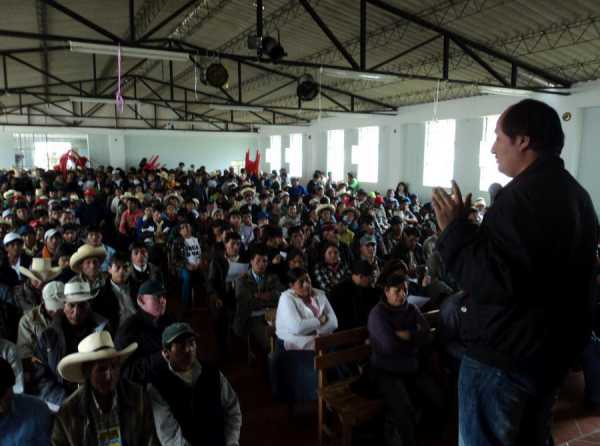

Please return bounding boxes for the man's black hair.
[249,242,268,260]
[129,240,148,252]
[403,226,421,239]
[224,231,242,243]
[110,252,129,266]
[501,99,564,156]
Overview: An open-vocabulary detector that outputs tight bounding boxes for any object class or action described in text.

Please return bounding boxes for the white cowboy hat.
[57,331,138,384]
[19,258,63,283]
[240,187,256,196]
[164,193,184,205]
[316,203,335,216]
[64,280,95,303]
[69,244,107,273]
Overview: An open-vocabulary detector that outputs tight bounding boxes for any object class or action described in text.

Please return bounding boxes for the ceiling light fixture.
[69,96,140,106]
[69,41,190,62]
[261,36,286,62]
[210,104,265,112]
[205,63,229,88]
[478,86,533,97]
[322,68,398,82]
[297,74,319,101]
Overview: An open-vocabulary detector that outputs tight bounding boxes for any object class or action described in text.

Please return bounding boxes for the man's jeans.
[459,355,556,446]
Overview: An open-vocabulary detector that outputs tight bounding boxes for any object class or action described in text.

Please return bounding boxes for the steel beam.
[235,57,395,110]
[321,91,350,112]
[247,79,296,104]
[138,0,199,42]
[364,0,571,87]
[129,0,135,41]
[40,0,124,43]
[451,37,508,86]
[299,0,358,69]
[360,0,366,70]
[139,78,183,120]
[7,54,85,95]
[370,35,440,71]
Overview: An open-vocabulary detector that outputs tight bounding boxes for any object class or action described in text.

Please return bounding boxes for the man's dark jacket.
[329,279,379,330]
[115,311,175,384]
[437,155,598,388]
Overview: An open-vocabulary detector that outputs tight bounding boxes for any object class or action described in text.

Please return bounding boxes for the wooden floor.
[182,302,600,446]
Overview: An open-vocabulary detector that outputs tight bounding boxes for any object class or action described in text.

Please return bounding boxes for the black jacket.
[115,311,175,384]
[329,279,379,331]
[437,156,598,387]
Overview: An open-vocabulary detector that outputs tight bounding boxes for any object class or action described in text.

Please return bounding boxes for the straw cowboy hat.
[19,258,63,283]
[164,193,184,205]
[240,187,256,196]
[316,203,335,216]
[64,280,95,303]
[57,331,138,384]
[69,244,107,273]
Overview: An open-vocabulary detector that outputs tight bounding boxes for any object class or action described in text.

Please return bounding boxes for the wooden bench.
[314,327,381,446]
[314,309,441,446]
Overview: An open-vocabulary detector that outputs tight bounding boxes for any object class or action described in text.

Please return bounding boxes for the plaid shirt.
[312,262,350,295]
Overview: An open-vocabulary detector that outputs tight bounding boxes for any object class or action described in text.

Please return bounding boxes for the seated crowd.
[0,161,597,446]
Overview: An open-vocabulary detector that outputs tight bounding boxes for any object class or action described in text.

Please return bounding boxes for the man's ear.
[137,295,144,308]
[517,135,530,152]
[161,349,170,362]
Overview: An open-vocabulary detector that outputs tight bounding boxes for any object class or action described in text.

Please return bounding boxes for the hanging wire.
[318,66,323,122]
[115,44,124,113]
[432,80,441,122]
[193,55,199,101]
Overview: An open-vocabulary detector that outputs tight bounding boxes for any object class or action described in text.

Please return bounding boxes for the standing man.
[432,99,598,445]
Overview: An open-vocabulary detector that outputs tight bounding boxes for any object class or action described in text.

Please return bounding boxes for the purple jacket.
[367,300,432,373]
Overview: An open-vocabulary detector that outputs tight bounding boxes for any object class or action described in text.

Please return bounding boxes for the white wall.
[124,132,258,171]
[0,126,258,172]
[578,107,600,213]
[259,83,600,214]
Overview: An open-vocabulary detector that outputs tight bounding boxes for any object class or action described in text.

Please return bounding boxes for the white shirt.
[275,288,338,351]
[184,237,201,265]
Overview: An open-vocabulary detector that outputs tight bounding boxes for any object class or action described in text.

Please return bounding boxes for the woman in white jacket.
[273,268,338,402]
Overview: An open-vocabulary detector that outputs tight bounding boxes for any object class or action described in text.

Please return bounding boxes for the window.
[351,126,379,183]
[327,129,345,182]
[285,133,302,178]
[266,135,282,172]
[230,160,243,174]
[14,133,89,170]
[479,115,511,191]
[422,119,456,188]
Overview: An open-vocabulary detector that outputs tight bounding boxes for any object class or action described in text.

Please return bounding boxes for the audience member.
[54,331,158,445]
[148,322,242,445]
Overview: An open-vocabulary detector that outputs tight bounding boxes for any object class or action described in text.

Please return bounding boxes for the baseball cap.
[138,280,167,297]
[162,322,195,347]
[44,228,61,241]
[3,232,22,246]
[359,234,377,246]
[42,281,65,312]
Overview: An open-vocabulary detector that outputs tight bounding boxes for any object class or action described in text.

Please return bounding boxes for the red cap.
[374,196,384,206]
[84,188,96,197]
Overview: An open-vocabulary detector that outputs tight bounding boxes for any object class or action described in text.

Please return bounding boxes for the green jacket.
[51,380,159,446]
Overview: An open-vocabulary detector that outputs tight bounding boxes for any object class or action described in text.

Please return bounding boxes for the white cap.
[3,232,22,245]
[42,281,65,312]
[44,228,60,241]
[2,209,13,219]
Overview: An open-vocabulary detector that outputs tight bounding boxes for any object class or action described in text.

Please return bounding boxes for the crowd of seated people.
[0,160,597,446]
